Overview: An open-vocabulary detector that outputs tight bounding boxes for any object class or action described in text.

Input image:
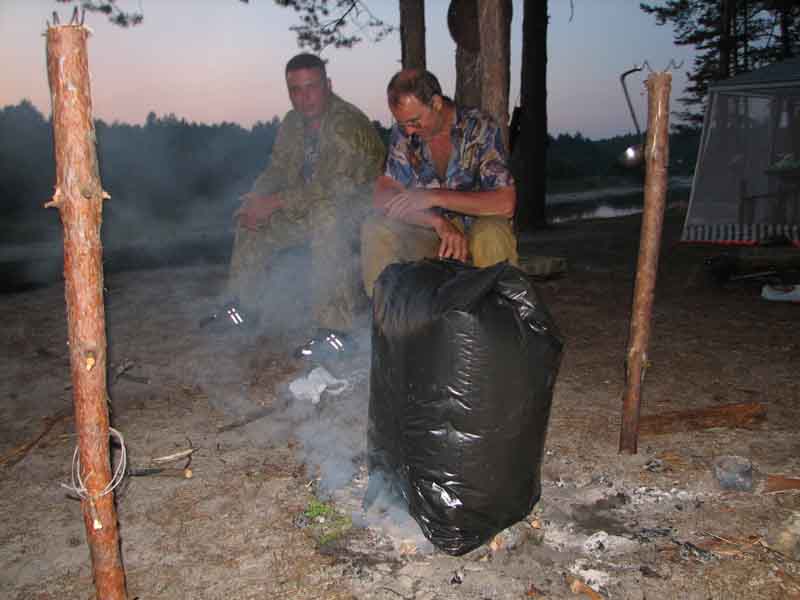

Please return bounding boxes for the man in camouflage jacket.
[228,53,385,334]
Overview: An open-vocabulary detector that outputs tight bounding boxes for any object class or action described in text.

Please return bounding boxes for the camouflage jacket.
[251,93,386,222]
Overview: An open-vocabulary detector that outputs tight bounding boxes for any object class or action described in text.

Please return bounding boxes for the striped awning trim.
[681,223,800,245]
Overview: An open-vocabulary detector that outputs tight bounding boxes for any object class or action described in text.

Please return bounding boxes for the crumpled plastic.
[368,259,563,555]
[289,366,348,404]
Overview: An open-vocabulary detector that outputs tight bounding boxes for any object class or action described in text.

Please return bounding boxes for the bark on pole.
[45,23,127,598]
[619,71,671,455]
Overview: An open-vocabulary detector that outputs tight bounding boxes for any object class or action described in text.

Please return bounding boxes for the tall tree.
[399,0,426,69]
[449,0,483,108]
[478,0,512,146]
[513,0,548,231]
[641,0,800,129]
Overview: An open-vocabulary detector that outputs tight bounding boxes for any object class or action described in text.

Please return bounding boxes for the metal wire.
[61,427,127,500]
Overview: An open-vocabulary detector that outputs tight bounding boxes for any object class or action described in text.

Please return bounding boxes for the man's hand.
[234,192,283,230]
[433,217,469,262]
[383,189,435,220]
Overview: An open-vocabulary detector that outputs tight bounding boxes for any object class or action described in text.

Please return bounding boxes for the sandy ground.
[1,209,799,599]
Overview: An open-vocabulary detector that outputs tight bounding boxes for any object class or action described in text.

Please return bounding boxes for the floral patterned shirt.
[384,105,514,222]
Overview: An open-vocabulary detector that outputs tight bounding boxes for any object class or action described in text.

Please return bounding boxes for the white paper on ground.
[289,366,348,404]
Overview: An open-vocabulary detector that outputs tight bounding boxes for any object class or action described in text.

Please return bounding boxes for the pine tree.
[641,0,800,130]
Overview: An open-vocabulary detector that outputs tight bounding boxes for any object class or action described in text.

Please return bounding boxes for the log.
[619,72,671,454]
[46,23,127,599]
[639,401,767,436]
[764,474,800,494]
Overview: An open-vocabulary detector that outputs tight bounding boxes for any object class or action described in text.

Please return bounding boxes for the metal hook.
[52,11,60,26]
[70,6,79,26]
[620,65,644,137]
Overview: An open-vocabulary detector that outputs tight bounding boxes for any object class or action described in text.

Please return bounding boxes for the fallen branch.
[639,402,766,436]
[217,397,289,433]
[0,411,71,468]
[128,466,193,479]
[763,474,800,494]
[151,447,195,464]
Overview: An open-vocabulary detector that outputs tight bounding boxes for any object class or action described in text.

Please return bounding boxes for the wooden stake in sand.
[619,71,671,455]
[45,18,127,599]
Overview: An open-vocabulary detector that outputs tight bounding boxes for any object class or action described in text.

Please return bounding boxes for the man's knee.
[361,215,403,298]
[469,216,519,267]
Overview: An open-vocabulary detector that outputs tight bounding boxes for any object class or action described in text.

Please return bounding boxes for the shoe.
[761,284,800,303]
[293,329,356,362]
[199,300,249,330]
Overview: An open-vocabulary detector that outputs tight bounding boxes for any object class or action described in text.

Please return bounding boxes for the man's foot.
[199,300,249,331]
[293,328,357,362]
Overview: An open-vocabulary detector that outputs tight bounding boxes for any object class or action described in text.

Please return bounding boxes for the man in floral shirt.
[361,68,518,297]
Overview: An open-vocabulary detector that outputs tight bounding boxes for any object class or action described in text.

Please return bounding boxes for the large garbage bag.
[367,259,563,555]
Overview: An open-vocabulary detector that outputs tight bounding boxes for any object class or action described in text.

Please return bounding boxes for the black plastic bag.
[367,259,563,555]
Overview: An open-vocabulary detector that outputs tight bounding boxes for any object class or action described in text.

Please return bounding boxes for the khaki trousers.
[227,207,363,331]
[360,214,519,298]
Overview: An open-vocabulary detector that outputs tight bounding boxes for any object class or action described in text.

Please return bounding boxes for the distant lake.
[547,176,692,223]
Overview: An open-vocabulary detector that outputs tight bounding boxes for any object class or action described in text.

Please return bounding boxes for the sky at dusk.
[0,0,697,140]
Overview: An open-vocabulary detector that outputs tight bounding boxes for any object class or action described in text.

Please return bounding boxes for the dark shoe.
[293,328,356,362]
[199,300,248,330]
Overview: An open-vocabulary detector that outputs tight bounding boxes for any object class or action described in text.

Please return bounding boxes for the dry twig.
[0,411,71,468]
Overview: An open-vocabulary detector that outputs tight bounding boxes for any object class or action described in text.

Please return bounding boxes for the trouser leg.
[226,212,310,317]
[311,219,363,332]
[468,216,519,267]
[360,214,441,298]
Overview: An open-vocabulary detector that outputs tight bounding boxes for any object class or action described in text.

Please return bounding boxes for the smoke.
[0,102,277,294]
[204,322,431,551]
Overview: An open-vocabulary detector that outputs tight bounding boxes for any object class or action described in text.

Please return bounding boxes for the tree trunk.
[45,23,127,599]
[399,0,426,69]
[720,0,733,78]
[477,0,512,147]
[455,44,481,108]
[779,0,792,59]
[513,0,548,231]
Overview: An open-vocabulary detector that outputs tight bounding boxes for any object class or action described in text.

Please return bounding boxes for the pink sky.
[0,0,695,140]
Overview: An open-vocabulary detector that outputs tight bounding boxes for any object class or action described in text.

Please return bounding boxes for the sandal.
[199,300,248,330]
[293,329,356,361]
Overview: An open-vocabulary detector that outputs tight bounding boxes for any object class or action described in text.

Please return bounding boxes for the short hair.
[285,53,327,78]
[387,69,443,108]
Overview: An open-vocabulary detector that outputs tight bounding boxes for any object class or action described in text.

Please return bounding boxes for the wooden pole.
[45,23,127,598]
[619,71,671,455]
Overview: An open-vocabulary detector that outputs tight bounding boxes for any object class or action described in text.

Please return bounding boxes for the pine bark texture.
[45,24,127,599]
[619,72,672,455]
[399,0,426,69]
[455,44,481,109]
[477,0,512,148]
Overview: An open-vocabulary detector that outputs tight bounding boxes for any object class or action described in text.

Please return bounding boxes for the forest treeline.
[1,100,699,240]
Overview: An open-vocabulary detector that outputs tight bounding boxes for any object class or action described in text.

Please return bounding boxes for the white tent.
[682,57,800,246]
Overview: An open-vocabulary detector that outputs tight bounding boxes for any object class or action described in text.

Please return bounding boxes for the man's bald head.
[387,69,444,108]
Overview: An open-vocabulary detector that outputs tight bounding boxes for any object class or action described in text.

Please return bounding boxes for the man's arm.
[373,176,469,261]
[382,185,516,221]
[235,115,299,228]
